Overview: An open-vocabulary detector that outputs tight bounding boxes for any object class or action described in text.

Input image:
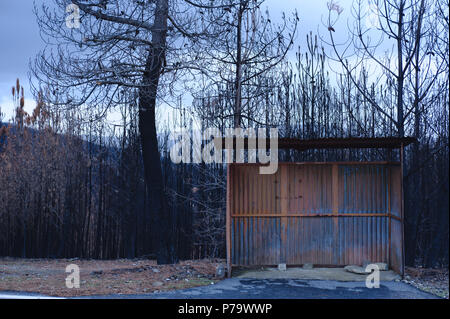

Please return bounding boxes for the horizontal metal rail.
[231,213,402,221]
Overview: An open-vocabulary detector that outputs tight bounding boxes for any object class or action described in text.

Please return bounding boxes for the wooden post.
[388,166,391,269]
[400,143,405,276]
[226,164,232,278]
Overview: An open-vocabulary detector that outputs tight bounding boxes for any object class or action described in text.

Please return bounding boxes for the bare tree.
[323,0,448,266]
[323,0,444,138]
[189,0,298,128]
[31,0,213,263]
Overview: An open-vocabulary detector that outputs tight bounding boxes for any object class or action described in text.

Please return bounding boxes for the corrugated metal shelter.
[226,137,415,277]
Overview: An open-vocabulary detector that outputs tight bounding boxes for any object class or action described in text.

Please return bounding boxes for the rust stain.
[228,163,403,274]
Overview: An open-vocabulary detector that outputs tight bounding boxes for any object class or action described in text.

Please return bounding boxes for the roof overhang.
[220,137,417,151]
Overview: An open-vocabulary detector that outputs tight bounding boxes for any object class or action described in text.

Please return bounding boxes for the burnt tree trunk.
[138,0,177,264]
[233,3,243,128]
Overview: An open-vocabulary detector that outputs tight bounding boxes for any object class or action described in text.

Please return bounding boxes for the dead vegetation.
[404,267,449,299]
[0,258,224,297]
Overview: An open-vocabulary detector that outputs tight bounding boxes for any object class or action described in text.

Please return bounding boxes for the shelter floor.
[233,267,401,281]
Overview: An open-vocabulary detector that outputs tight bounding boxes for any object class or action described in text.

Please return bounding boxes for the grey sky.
[0,0,355,120]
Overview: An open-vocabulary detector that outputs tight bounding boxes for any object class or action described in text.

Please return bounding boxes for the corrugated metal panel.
[232,216,389,266]
[228,163,403,272]
[231,217,281,265]
[338,165,389,214]
[232,165,281,216]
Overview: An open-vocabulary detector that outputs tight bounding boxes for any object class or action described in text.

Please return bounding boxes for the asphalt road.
[1,278,437,299]
[97,279,439,299]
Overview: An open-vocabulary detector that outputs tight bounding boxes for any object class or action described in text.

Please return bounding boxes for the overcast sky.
[0,0,355,120]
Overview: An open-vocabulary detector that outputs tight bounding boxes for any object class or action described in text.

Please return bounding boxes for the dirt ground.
[0,257,224,297]
[404,267,449,299]
[1,258,447,299]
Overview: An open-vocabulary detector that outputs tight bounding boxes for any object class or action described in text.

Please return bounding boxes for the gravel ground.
[0,257,222,297]
[403,267,449,299]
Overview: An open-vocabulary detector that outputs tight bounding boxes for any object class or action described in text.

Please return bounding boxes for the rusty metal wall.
[227,163,404,274]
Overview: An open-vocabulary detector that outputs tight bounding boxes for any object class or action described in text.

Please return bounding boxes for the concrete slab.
[234,267,401,282]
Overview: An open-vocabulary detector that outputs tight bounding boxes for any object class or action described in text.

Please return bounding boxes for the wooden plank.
[226,164,232,277]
